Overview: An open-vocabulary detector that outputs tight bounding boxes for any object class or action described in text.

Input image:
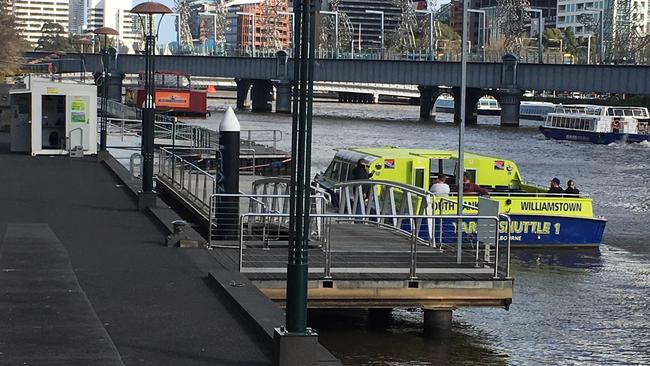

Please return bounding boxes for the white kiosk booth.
[10,77,97,156]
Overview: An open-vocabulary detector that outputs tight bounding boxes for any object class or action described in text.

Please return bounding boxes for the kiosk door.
[41,94,66,150]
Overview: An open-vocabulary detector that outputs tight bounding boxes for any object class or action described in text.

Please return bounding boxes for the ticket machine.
[10,77,97,156]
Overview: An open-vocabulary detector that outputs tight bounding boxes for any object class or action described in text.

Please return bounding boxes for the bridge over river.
[25,51,650,126]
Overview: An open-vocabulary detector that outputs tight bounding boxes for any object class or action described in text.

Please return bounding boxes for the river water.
[199,98,650,365]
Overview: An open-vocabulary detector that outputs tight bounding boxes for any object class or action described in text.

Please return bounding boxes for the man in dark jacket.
[463,173,490,196]
[351,158,371,181]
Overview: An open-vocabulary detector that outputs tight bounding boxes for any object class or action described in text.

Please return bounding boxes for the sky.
[147,0,454,45]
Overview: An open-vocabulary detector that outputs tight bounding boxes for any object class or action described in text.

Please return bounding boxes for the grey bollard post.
[216,107,241,240]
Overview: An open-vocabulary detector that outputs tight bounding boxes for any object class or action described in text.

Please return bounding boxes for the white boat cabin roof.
[554,104,649,118]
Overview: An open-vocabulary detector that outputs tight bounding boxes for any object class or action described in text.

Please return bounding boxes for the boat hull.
[539,126,649,144]
[404,214,606,248]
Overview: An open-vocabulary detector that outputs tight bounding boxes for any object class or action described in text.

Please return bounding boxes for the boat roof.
[342,147,507,161]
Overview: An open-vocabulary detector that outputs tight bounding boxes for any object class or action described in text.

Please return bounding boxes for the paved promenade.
[0,133,274,365]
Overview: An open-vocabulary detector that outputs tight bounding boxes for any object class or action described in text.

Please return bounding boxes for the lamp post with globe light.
[130,1,172,208]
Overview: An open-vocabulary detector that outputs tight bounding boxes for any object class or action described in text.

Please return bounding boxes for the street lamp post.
[457,0,469,262]
[278,11,295,53]
[130,1,172,204]
[585,8,604,63]
[415,9,434,61]
[93,27,119,154]
[467,9,486,61]
[237,11,256,57]
[365,10,384,58]
[525,8,544,63]
[320,10,339,58]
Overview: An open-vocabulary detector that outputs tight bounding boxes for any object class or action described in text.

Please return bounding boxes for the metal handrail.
[235,212,511,280]
[158,147,216,211]
[208,192,329,248]
[241,129,283,153]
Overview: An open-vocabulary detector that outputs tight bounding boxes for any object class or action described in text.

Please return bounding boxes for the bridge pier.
[423,307,453,337]
[235,78,251,110]
[250,79,273,112]
[452,87,481,124]
[274,80,292,113]
[418,85,437,120]
[498,89,523,127]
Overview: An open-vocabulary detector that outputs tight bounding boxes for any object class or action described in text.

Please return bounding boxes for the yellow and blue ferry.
[314,147,606,247]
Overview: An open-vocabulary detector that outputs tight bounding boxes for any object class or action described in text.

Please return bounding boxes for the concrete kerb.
[100,152,206,247]
[101,151,342,365]
[208,271,342,366]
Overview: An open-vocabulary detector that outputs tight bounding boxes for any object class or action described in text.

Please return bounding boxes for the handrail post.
[493,216,500,279]
[409,217,417,280]
[324,216,332,279]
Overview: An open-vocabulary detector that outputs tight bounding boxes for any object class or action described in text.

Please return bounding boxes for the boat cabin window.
[325,160,342,181]
[341,163,351,181]
[429,158,458,185]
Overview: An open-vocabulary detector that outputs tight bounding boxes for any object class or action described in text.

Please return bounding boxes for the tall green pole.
[286,0,315,335]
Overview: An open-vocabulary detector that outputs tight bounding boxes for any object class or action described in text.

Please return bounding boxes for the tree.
[542,28,563,49]
[36,22,74,52]
[563,27,578,55]
[0,0,28,77]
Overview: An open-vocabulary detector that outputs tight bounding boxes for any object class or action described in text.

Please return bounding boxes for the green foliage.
[36,22,75,52]
[438,22,460,41]
[0,1,28,75]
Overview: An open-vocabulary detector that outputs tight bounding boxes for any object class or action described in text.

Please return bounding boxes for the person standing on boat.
[351,158,372,181]
[565,180,580,195]
[463,173,489,196]
[548,177,564,194]
[430,174,450,196]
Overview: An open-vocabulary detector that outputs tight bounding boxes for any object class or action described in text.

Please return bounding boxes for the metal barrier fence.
[106,117,214,148]
[232,212,510,280]
[208,192,329,247]
[158,147,217,213]
[241,129,283,154]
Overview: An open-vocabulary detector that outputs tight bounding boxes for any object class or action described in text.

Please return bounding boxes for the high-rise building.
[557,0,650,39]
[11,0,70,46]
[323,0,402,50]
[556,0,647,37]
[471,0,557,43]
[86,0,140,53]
[69,0,85,35]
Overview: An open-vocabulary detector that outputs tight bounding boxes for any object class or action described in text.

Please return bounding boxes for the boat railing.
[228,212,510,280]
[448,191,590,199]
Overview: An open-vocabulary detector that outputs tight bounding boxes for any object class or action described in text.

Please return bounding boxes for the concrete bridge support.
[418,85,437,120]
[452,87,481,124]
[250,79,273,112]
[498,89,523,127]
[274,80,292,113]
[423,308,453,337]
[235,78,251,110]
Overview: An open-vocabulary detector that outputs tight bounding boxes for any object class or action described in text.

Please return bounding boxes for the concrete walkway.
[0,133,273,365]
